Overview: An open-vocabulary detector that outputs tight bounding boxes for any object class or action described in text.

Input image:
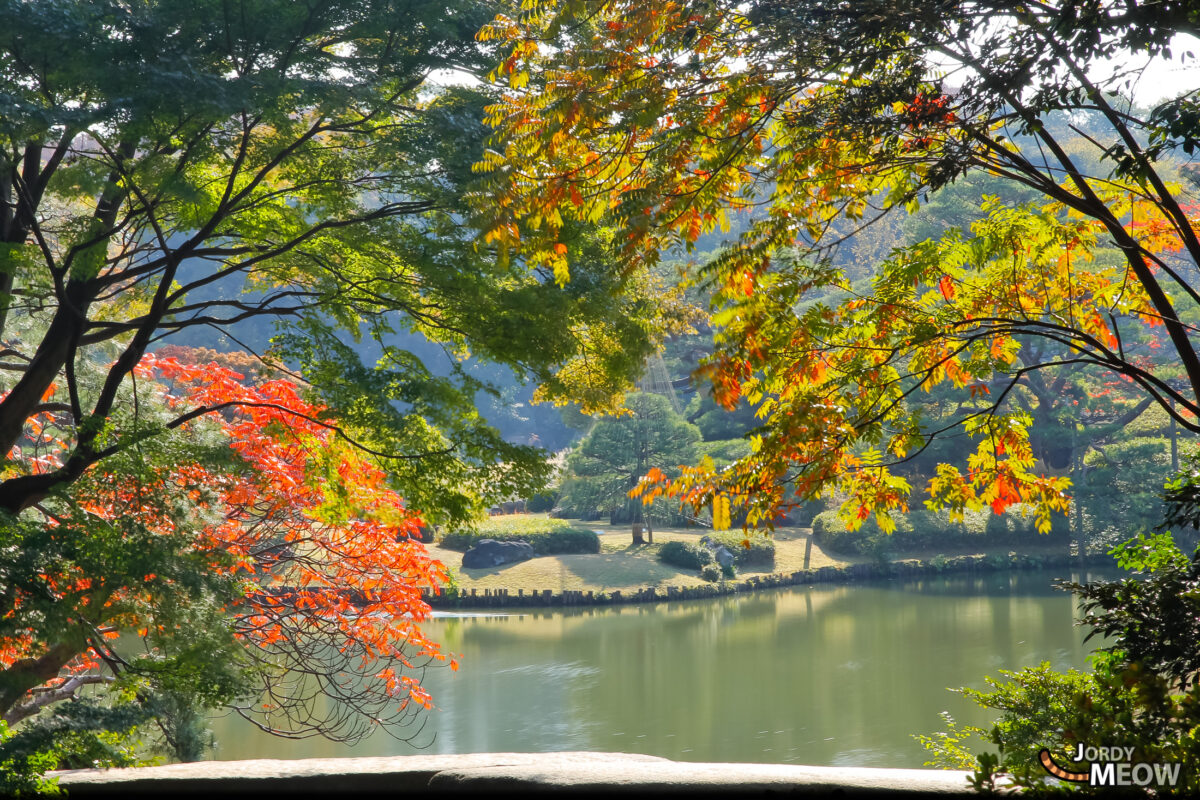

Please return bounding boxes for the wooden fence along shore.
[421,551,1113,609]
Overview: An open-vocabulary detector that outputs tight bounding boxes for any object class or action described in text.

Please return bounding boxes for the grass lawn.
[424,515,1079,595]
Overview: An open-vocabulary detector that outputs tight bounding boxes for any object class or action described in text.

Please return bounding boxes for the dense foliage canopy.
[479,0,1200,532]
[0,0,672,775]
[0,0,668,526]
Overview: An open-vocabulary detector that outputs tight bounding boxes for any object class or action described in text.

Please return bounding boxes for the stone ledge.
[52,751,975,796]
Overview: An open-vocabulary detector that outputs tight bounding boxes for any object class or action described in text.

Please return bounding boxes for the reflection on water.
[207,568,1116,767]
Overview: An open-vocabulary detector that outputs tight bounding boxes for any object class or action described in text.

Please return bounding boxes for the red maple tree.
[1,351,454,744]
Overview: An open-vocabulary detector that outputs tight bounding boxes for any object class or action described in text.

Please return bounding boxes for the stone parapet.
[53,751,976,796]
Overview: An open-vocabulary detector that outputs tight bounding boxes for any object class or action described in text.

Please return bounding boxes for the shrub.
[721,562,736,580]
[700,563,722,582]
[0,699,148,797]
[922,652,1200,794]
[471,514,578,537]
[524,490,558,513]
[705,531,775,566]
[438,517,599,555]
[919,535,1200,794]
[811,510,889,555]
[811,508,1040,555]
[985,553,1012,570]
[658,540,715,570]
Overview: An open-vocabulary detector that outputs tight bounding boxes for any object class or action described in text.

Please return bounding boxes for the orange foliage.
[1,351,453,722]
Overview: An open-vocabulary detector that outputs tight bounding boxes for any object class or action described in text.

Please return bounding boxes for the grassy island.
[426,513,1083,599]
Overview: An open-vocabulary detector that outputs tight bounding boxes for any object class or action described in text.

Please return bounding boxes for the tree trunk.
[0,285,90,457]
[0,640,84,722]
[1072,450,1085,561]
[1171,397,1179,474]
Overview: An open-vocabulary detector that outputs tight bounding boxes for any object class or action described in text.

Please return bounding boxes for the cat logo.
[1039,746,1182,788]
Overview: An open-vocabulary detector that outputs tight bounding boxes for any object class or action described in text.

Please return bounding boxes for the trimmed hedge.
[658,540,715,570]
[811,507,1046,556]
[439,525,600,555]
[704,531,776,566]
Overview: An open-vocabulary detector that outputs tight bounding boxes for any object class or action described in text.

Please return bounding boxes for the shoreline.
[421,549,1116,610]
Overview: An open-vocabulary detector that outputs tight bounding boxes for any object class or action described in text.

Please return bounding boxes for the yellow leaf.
[712,494,731,530]
[553,258,571,286]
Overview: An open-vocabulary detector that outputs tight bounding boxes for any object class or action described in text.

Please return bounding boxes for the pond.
[206,566,1115,768]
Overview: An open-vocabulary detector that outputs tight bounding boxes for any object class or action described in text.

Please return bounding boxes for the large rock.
[698,536,736,568]
[461,539,535,569]
[711,544,736,569]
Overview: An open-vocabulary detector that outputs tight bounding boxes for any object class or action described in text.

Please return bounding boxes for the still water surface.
[207,567,1114,767]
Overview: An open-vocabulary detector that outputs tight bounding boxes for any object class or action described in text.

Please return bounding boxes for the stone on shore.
[462,539,535,569]
[711,544,736,568]
[698,535,736,568]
